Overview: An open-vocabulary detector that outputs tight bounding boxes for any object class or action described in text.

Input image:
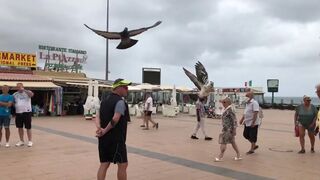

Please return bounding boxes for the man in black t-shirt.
[95,78,131,180]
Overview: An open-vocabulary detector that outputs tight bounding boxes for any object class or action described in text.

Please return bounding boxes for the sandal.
[246,150,254,155]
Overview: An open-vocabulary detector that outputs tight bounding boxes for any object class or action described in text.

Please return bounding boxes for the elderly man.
[239,91,260,155]
[95,78,131,180]
[13,83,34,147]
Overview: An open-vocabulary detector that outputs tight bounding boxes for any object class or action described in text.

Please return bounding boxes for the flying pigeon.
[183,61,214,98]
[84,21,162,49]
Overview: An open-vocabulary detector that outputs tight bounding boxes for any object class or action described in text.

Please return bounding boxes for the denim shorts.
[0,116,11,128]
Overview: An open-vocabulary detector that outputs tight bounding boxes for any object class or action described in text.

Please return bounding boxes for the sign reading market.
[38,45,88,73]
[0,51,37,68]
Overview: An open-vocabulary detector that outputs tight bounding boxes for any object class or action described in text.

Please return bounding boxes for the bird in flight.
[84,21,162,49]
[183,61,214,98]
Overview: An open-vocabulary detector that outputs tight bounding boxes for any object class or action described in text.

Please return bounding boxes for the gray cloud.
[254,0,320,23]
[1,0,320,96]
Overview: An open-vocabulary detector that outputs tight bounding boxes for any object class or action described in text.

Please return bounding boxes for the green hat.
[112,78,132,89]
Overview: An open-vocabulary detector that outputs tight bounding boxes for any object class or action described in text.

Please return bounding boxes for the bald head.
[245,91,254,98]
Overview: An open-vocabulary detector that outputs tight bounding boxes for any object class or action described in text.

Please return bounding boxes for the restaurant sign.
[38,45,88,73]
[0,51,37,68]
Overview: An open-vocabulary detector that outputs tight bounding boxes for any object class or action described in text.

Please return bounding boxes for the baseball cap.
[112,78,132,89]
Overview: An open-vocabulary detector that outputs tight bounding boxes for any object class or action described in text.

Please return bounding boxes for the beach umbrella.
[171,85,177,106]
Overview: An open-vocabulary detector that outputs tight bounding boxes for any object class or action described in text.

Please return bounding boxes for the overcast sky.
[1,0,320,97]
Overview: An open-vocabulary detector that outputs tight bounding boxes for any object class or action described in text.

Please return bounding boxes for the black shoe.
[254,145,259,150]
[140,125,145,127]
[191,135,199,139]
[205,137,213,140]
[298,149,305,154]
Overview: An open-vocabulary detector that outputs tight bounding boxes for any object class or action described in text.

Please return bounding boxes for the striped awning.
[0,81,60,88]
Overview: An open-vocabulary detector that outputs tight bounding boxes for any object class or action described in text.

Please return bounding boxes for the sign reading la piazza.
[38,45,88,73]
[0,51,37,67]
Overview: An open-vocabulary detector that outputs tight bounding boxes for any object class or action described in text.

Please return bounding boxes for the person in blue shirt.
[0,85,14,147]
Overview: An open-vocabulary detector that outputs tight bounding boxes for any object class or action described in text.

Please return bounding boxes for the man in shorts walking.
[142,93,158,130]
[13,83,34,147]
[95,78,131,180]
[239,91,260,154]
[0,85,14,147]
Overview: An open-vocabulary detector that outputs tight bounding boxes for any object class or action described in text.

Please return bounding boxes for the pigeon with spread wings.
[84,21,162,49]
[183,61,214,98]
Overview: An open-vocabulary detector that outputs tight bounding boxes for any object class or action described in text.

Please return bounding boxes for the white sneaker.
[5,143,10,148]
[27,141,33,147]
[15,141,24,147]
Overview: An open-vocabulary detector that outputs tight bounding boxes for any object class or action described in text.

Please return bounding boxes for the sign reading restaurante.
[0,51,37,68]
[38,45,88,73]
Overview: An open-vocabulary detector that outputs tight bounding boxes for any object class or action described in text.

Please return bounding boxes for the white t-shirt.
[144,97,153,111]
[13,91,32,113]
[243,99,260,126]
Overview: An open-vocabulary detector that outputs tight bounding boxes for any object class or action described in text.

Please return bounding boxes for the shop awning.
[0,81,60,88]
[65,82,112,88]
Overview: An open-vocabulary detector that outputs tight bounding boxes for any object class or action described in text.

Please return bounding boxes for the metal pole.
[105,0,109,80]
[271,92,274,107]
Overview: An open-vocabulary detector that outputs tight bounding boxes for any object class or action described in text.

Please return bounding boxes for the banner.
[38,45,87,73]
[0,51,37,67]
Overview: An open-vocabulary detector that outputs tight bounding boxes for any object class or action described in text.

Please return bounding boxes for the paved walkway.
[0,109,319,180]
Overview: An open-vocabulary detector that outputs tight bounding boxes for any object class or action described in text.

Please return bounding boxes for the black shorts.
[15,112,32,129]
[144,111,152,116]
[243,125,258,143]
[98,139,128,164]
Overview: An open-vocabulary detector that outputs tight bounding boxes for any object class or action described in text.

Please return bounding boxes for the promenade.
[0,109,319,180]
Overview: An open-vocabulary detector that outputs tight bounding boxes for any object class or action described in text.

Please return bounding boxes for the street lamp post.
[105,0,109,80]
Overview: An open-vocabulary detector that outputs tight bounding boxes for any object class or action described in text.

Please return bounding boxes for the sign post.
[267,79,279,106]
